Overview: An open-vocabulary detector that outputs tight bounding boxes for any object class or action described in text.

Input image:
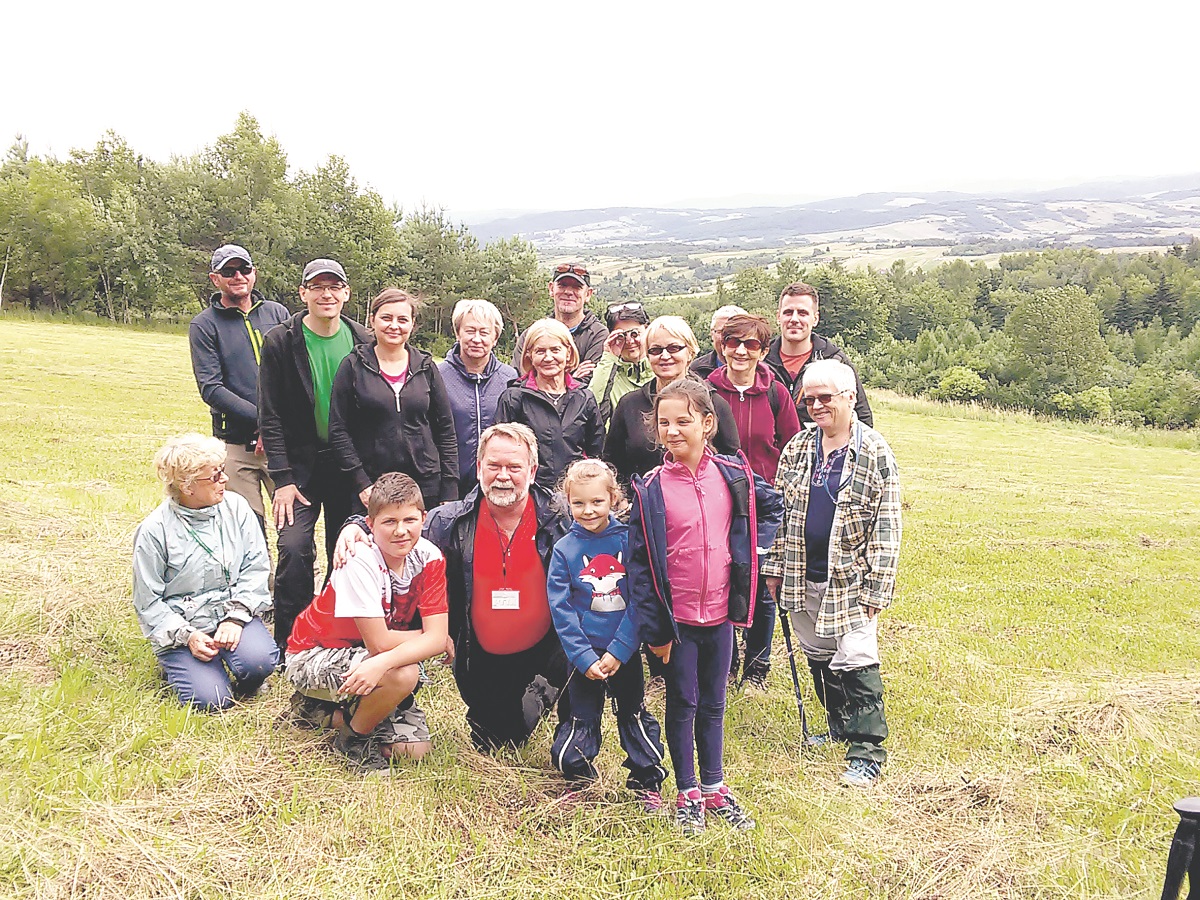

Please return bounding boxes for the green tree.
[1004,286,1111,396]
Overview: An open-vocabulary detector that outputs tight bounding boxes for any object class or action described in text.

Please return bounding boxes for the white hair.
[452,299,504,338]
[801,359,856,395]
[711,305,747,328]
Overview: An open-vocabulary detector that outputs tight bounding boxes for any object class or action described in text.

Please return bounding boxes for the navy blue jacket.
[188,291,290,445]
[437,346,518,485]
[627,452,784,647]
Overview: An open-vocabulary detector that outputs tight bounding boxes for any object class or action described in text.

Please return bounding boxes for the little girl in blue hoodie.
[548,459,668,812]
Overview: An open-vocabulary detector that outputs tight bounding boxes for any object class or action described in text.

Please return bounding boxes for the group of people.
[130,246,901,834]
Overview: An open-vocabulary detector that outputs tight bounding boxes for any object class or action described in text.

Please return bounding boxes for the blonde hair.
[452,299,504,338]
[558,459,628,516]
[153,433,226,501]
[645,316,700,360]
[477,422,539,468]
[519,318,580,375]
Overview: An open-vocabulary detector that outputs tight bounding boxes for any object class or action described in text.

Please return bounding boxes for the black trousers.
[272,454,353,652]
[453,628,570,751]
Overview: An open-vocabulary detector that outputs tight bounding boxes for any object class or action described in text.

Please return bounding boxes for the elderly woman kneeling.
[133,434,279,711]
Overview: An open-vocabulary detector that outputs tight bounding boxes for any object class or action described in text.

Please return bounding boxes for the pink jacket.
[660,451,734,626]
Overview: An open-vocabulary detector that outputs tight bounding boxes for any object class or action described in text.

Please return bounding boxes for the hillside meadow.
[1,319,1198,899]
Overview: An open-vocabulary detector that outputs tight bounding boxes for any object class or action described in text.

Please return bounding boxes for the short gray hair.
[153,433,226,501]
[452,299,504,338]
[801,359,856,395]
[645,316,699,359]
[711,305,747,329]
[477,422,539,467]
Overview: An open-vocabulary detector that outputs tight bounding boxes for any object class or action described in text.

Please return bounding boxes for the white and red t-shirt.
[287,538,448,653]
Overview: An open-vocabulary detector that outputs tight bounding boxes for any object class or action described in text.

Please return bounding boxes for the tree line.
[0,113,546,358]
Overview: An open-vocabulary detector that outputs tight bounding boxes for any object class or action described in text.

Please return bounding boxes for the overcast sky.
[7,1,1199,219]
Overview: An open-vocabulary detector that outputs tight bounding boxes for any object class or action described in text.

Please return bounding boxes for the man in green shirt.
[258,259,372,651]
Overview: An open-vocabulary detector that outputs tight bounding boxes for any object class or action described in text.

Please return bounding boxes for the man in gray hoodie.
[188,244,290,531]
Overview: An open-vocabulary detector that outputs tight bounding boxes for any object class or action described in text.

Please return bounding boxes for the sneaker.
[840,758,882,787]
[703,786,755,830]
[742,670,769,694]
[332,723,390,776]
[674,789,706,835]
[637,790,664,815]
[286,691,339,730]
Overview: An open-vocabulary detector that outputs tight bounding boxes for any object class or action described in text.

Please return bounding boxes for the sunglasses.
[648,343,687,357]
[198,465,228,483]
[801,390,849,407]
[216,264,253,278]
[723,336,763,352]
[607,301,644,315]
[554,264,590,278]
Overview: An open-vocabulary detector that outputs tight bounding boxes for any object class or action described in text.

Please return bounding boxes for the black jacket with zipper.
[763,333,874,427]
[328,343,459,508]
[494,374,605,490]
[258,313,373,493]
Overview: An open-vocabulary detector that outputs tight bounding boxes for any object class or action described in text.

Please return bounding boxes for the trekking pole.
[777,605,810,740]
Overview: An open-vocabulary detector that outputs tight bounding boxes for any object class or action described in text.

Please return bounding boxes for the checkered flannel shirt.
[762,420,901,638]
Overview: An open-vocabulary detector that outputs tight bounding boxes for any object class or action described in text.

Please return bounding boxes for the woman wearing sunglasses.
[762,359,901,788]
[603,316,740,491]
[132,434,279,711]
[707,314,801,692]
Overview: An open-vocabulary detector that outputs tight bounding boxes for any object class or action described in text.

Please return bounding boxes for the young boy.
[284,473,449,774]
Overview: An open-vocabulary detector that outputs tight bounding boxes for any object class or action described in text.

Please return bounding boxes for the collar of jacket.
[519,369,581,390]
[207,289,267,315]
[354,342,431,376]
[708,363,773,396]
[446,344,501,381]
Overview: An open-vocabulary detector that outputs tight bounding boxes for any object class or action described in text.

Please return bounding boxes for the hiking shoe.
[674,790,706,835]
[287,691,339,730]
[703,786,755,830]
[332,723,390,776]
[637,790,664,815]
[742,670,769,694]
[840,758,882,787]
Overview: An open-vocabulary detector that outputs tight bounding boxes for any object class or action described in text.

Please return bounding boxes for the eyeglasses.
[607,301,643,315]
[554,264,590,279]
[723,336,763,352]
[216,264,253,278]
[648,343,687,357]
[303,281,348,294]
[198,466,228,483]
[801,390,850,407]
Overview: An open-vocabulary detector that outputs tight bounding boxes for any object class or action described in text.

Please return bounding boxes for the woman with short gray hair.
[132,433,278,711]
[438,299,518,496]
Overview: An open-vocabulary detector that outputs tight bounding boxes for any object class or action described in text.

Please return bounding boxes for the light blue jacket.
[132,492,272,652]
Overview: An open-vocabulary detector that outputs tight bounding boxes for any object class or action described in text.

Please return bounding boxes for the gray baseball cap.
[211,244,253,272]
[302,258,348,285]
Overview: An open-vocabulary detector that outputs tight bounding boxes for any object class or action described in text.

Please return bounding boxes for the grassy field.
[1,319,1198,899]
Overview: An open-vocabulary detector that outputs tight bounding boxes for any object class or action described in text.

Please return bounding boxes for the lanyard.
[176,512,231,587]
[487,506,521,582]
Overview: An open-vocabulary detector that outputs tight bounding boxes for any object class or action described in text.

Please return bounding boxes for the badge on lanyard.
[491,589,520,610]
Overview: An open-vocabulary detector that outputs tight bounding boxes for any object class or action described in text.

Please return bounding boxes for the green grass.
[1,318,1198,899]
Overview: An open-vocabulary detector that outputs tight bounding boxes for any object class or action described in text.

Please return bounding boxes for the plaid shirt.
[762,419,901,638]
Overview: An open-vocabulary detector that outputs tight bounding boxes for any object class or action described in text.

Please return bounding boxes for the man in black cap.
[512,263,609,385]
[258,258,372,651]
[188,244,290,533]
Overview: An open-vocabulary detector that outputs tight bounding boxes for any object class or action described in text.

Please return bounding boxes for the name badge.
[492,589,520,610]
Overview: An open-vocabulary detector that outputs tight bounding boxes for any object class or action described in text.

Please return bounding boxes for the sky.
[7,0,1200,221]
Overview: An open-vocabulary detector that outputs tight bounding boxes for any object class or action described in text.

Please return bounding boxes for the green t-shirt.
[303,321,355,442]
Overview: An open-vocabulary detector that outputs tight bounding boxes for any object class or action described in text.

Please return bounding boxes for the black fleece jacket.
[258,313,373,493]
[328,343,459,507]
[494,376,605,490]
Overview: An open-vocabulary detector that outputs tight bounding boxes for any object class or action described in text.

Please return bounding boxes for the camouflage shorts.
[284,646,429,744]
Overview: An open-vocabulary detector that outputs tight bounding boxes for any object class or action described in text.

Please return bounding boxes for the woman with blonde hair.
[132,434,278,711]
[496,318,604,490]
[604,315,740,489]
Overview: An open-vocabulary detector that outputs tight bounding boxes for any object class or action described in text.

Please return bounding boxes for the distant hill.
[468,176,1200,251]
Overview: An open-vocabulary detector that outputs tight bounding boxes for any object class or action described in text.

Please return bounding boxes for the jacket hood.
[708,363,774,396]
[445,344,502,381]
[207,289,268,314]
[567,515,628,540]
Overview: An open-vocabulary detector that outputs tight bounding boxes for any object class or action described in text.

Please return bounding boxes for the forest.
[3,114,1199,426]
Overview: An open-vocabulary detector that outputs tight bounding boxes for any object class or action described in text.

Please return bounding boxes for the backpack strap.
[597,362,621,424]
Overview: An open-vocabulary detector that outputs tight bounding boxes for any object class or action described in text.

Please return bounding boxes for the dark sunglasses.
[801,390,849,407]
[723,336,763,352]
[216,264,253,278]
[554,264,590,278]
[648,343,687,357]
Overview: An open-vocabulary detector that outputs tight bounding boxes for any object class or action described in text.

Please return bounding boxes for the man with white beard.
[336,423,572,751]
